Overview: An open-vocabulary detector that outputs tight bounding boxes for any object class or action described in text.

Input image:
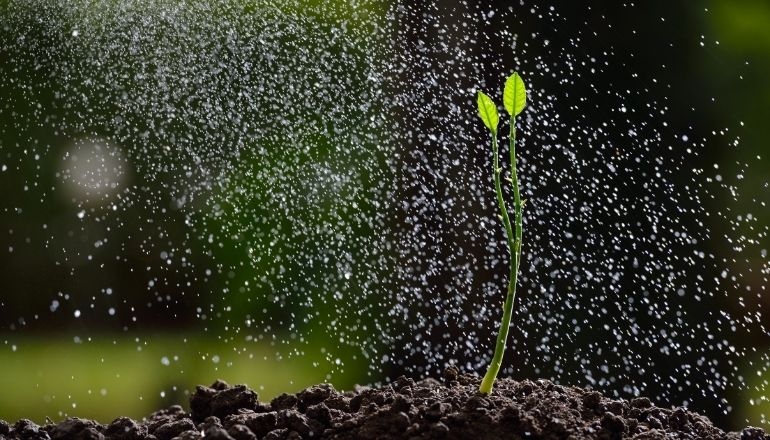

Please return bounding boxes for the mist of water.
[1,0,767,427]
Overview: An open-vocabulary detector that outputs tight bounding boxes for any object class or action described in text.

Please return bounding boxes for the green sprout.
[476,72,527,395]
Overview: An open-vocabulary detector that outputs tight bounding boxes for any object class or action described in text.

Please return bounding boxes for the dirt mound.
[1,369,766,439]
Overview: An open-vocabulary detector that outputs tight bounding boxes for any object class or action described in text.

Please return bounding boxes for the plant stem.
[479,117,522,395]
[509,117,523,277]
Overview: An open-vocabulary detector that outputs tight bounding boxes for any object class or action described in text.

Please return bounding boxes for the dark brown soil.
[0,369,766,440]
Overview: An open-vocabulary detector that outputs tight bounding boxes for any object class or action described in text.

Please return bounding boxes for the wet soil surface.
[1,368,766,439]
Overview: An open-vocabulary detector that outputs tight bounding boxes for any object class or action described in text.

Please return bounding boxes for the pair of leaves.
[477,72,527,134]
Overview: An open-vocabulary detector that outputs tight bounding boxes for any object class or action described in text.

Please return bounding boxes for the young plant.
[476,72,527,395]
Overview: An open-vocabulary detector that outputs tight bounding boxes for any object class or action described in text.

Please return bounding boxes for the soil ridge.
[1,369,766,439]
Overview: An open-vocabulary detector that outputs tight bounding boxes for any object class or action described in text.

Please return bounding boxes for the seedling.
[476,72,527,395]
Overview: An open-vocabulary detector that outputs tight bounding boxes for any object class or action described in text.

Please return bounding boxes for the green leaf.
[477,91,499,135]
[503,72,527,117]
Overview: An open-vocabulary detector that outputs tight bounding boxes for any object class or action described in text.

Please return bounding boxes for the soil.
[0,368,766,440]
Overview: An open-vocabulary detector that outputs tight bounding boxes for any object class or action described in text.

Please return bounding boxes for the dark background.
[1,0,768,429]
[386,1,769,430]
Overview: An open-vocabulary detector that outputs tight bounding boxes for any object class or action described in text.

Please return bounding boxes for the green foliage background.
[0,0,768,429]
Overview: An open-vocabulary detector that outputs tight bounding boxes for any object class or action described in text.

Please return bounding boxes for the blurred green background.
[1,0,768,430]
[0,334,325,421]
[0,0,392,423]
